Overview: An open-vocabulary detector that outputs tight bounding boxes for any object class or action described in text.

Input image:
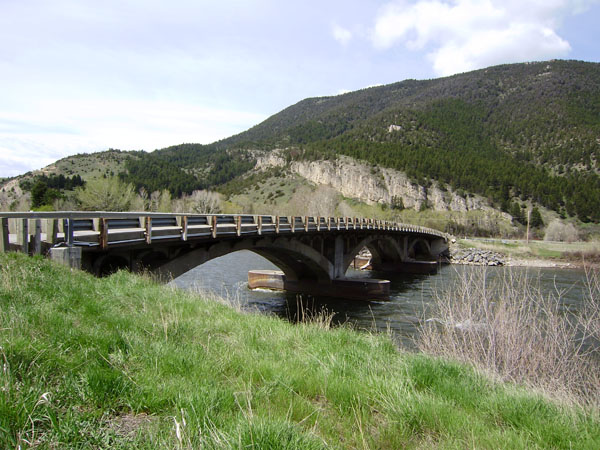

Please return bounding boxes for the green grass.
[1,252,599,448]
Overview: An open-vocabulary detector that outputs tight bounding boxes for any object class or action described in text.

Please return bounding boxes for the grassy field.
[458,237,600,263]
[1,252,599,448]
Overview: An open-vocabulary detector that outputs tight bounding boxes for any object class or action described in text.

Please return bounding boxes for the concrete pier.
[248,270,390,301]
[50,246,82,269]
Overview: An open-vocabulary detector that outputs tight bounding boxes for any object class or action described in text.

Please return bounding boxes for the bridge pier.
[248,270,390,301]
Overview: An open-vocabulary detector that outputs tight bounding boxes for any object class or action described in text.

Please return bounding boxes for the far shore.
[454,237,600,270]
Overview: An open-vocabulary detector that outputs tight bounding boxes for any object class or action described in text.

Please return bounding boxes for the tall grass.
[1,252,599,448]
[417,267,600,407]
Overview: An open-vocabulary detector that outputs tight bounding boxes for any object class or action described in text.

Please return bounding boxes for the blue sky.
[1,0,599,177]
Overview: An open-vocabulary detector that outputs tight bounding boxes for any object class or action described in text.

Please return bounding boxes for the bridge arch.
[152,236,335,282]
[407,238,432,260]
[343,234,405,274]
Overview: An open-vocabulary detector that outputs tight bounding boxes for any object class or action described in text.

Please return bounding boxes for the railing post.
[257,216,262,235]
[0,218,8,252]
[211,215,217,238]
[17,218,29,252]
[47,219,58,244]
[304,216,309,232]
[317,216,321,231]
[99,218,108,249]
[66,218,74,247]
[236,215,242,237]
[145,217,152,244]
[291,217,295,233]
[33,219,42,255]
[181,216,188,241]
[276,216,280,234]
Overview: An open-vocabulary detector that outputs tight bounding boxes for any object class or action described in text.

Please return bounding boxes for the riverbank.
[1,252,599,448]
[454,238,600,269]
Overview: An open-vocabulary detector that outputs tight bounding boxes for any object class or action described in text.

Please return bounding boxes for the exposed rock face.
[254,152,286,170]
[254,150,496,213]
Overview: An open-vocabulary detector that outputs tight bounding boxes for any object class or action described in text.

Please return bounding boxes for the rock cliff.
[254,150,496,213]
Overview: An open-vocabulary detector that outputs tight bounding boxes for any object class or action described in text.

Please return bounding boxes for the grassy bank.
[457,237,600,265]
[1,253,599,448]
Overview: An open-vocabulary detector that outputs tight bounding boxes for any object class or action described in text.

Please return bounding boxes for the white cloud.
[0,100,266,176]
[371,0,597,75]
[332,23,353,45]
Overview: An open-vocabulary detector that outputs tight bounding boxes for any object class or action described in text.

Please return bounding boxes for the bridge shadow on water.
[171,250,442,348]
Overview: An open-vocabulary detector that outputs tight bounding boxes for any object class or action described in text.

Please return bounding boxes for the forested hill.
[205,60,598,220]
[121,60,600,221]
[221,59,600,160]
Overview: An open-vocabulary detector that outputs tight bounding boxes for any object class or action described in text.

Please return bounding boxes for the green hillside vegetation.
[216,61,600,222]
[48,149,136,180]
[2,252,599,448]
[122,144,255,197]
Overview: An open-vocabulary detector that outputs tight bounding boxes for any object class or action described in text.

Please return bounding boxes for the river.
[171,250,589,347]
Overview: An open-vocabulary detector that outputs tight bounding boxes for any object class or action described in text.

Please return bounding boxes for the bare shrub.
[151,190,173,212]
[562,248,600,264]
[417,267,600,407]
[337,200,357,218]
[544,220,579,242]
[174,190,221,214]
[283,185,340,217]
[306,185,339,217]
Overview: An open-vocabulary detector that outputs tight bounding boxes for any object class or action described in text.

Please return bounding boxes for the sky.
[1,0,599,177]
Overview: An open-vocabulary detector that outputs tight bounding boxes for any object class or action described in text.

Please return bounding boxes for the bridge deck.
[0,212,447,255]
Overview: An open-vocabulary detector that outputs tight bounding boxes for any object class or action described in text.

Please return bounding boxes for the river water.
[171,250,589,347]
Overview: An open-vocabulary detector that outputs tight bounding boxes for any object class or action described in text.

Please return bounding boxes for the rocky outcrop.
[254,152,286,170]
[450,248,505,266]
[254,150,498,213]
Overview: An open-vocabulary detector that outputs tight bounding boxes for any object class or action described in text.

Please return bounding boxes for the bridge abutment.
[50,246,82,270]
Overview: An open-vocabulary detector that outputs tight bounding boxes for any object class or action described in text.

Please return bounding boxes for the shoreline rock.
[450,248,505,266]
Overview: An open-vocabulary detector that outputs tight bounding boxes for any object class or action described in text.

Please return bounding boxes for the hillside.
[215,60,600,221]
[129,60,600,221]
[2,60,600,223]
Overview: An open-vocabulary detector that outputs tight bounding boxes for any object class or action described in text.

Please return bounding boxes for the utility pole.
[526,207,531,244]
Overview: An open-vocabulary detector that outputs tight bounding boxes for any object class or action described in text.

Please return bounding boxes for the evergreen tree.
[530,207,544,228]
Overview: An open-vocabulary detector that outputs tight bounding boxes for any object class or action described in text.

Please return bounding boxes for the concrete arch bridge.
[0,212,449,300]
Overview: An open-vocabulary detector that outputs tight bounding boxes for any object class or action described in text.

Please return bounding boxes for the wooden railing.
[0,211,448,254]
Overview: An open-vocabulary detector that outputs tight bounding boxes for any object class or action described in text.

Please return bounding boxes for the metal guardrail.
[0,211,449,254]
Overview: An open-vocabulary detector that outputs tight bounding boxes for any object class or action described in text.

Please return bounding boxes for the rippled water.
[171,250,589,347]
